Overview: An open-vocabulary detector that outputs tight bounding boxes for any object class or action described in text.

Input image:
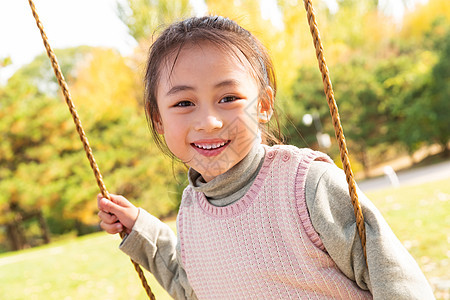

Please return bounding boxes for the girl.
[97,16,434,299]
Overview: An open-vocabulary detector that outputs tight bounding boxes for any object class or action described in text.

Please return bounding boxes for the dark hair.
[144,15,282,157]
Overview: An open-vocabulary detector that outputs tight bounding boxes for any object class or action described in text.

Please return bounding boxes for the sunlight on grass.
[367,179,450,299]
[0,231,173,300]
[0,180,448,299]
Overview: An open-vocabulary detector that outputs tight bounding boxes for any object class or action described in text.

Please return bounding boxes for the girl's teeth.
[195,142,226,150]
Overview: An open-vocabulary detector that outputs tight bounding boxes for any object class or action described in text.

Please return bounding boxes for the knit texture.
[178,145,372,299]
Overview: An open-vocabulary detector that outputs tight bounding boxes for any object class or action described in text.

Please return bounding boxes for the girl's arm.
[305,161,435,300]
[97,195,196,300]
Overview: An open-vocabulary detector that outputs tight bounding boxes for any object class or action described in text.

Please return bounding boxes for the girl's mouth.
[191,140,231,157]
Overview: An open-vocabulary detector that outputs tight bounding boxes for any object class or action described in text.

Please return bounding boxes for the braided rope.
[26,0,155,298]
[302,0,367,263]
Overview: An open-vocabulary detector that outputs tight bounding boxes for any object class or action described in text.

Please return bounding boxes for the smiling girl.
[97,16,434,299]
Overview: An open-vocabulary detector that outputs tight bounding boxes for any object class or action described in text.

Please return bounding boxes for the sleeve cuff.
[120,207,171,252]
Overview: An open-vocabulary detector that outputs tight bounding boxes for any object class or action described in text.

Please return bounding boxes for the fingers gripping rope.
[302,0,367,264]
[26,0,156,298]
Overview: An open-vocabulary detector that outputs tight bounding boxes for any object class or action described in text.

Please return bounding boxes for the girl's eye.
[174,101,193,107]
[219,96,238,103]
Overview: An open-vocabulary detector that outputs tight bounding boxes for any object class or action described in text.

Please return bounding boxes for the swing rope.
[26,0,155,299]
[27,0,366,298]
[303,0,367,262]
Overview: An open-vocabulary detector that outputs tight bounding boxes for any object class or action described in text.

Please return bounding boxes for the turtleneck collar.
[188,143,265,207]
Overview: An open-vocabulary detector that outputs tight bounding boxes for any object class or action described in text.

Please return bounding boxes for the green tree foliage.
[374,52,435,154]
[379,1,450,155]
[289,0,449,168]
[71,48,142,113]
[287,65,325,148]
[428,30,450,153]
[0,56,12,68]
[393,29,450,155]
[117,0,192,42]
[0,48,185,251]
[0,80,82,246]
[400,0,450,48]
[8,46,93,97]
[292,59,389,174]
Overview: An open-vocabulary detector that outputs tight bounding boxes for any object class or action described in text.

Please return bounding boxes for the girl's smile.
[155,42,267,181]
[191,139,231,157]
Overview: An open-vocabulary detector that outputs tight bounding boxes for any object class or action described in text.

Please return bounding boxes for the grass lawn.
[365,178,450,299]
[0,179,448,299]
[0,232,172,300]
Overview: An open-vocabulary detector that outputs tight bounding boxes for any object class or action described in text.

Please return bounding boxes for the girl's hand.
[97,194,139,235]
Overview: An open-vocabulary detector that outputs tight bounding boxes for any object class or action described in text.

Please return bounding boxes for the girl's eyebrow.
[166,85,194,96]
[214,79,240,89]
[166,79,241,96]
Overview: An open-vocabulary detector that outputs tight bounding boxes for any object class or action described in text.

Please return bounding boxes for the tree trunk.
[38,211,50,244]
[360,147,370,178]
[38,211,51,244]
[442,142,450,158]
[6,222,27,251]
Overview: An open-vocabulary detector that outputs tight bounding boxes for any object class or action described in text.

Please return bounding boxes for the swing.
[26,0,366,298]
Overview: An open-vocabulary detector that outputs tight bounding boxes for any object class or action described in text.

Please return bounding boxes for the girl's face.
[156,42,270,182]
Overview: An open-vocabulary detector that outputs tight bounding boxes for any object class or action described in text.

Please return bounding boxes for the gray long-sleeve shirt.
[120,145,434,299]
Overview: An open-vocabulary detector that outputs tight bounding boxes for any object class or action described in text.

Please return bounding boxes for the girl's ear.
[153,116,164,134]
[258,86,274,124]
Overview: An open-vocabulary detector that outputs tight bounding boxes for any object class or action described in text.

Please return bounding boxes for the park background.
[0,0,449,299]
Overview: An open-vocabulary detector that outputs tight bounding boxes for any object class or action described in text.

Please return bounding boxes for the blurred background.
[0,0,449,299]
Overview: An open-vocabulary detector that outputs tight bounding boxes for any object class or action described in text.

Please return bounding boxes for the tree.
[1,56,12,68]
[400,0,450,48]
[117,0,192,42]
[381,2,450,156]
[70,48,142,114]
[396,29,450,156]
[8,46,93,97]
[0,47,186,251]
[288,65,327,149]
[0,78,81,248]
[292,59,391,175]
[428,29,450,155]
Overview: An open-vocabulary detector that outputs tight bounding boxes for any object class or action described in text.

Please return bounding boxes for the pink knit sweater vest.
[178,145,372,299]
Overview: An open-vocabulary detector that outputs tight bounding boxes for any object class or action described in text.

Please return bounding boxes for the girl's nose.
[194,109,223,132]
